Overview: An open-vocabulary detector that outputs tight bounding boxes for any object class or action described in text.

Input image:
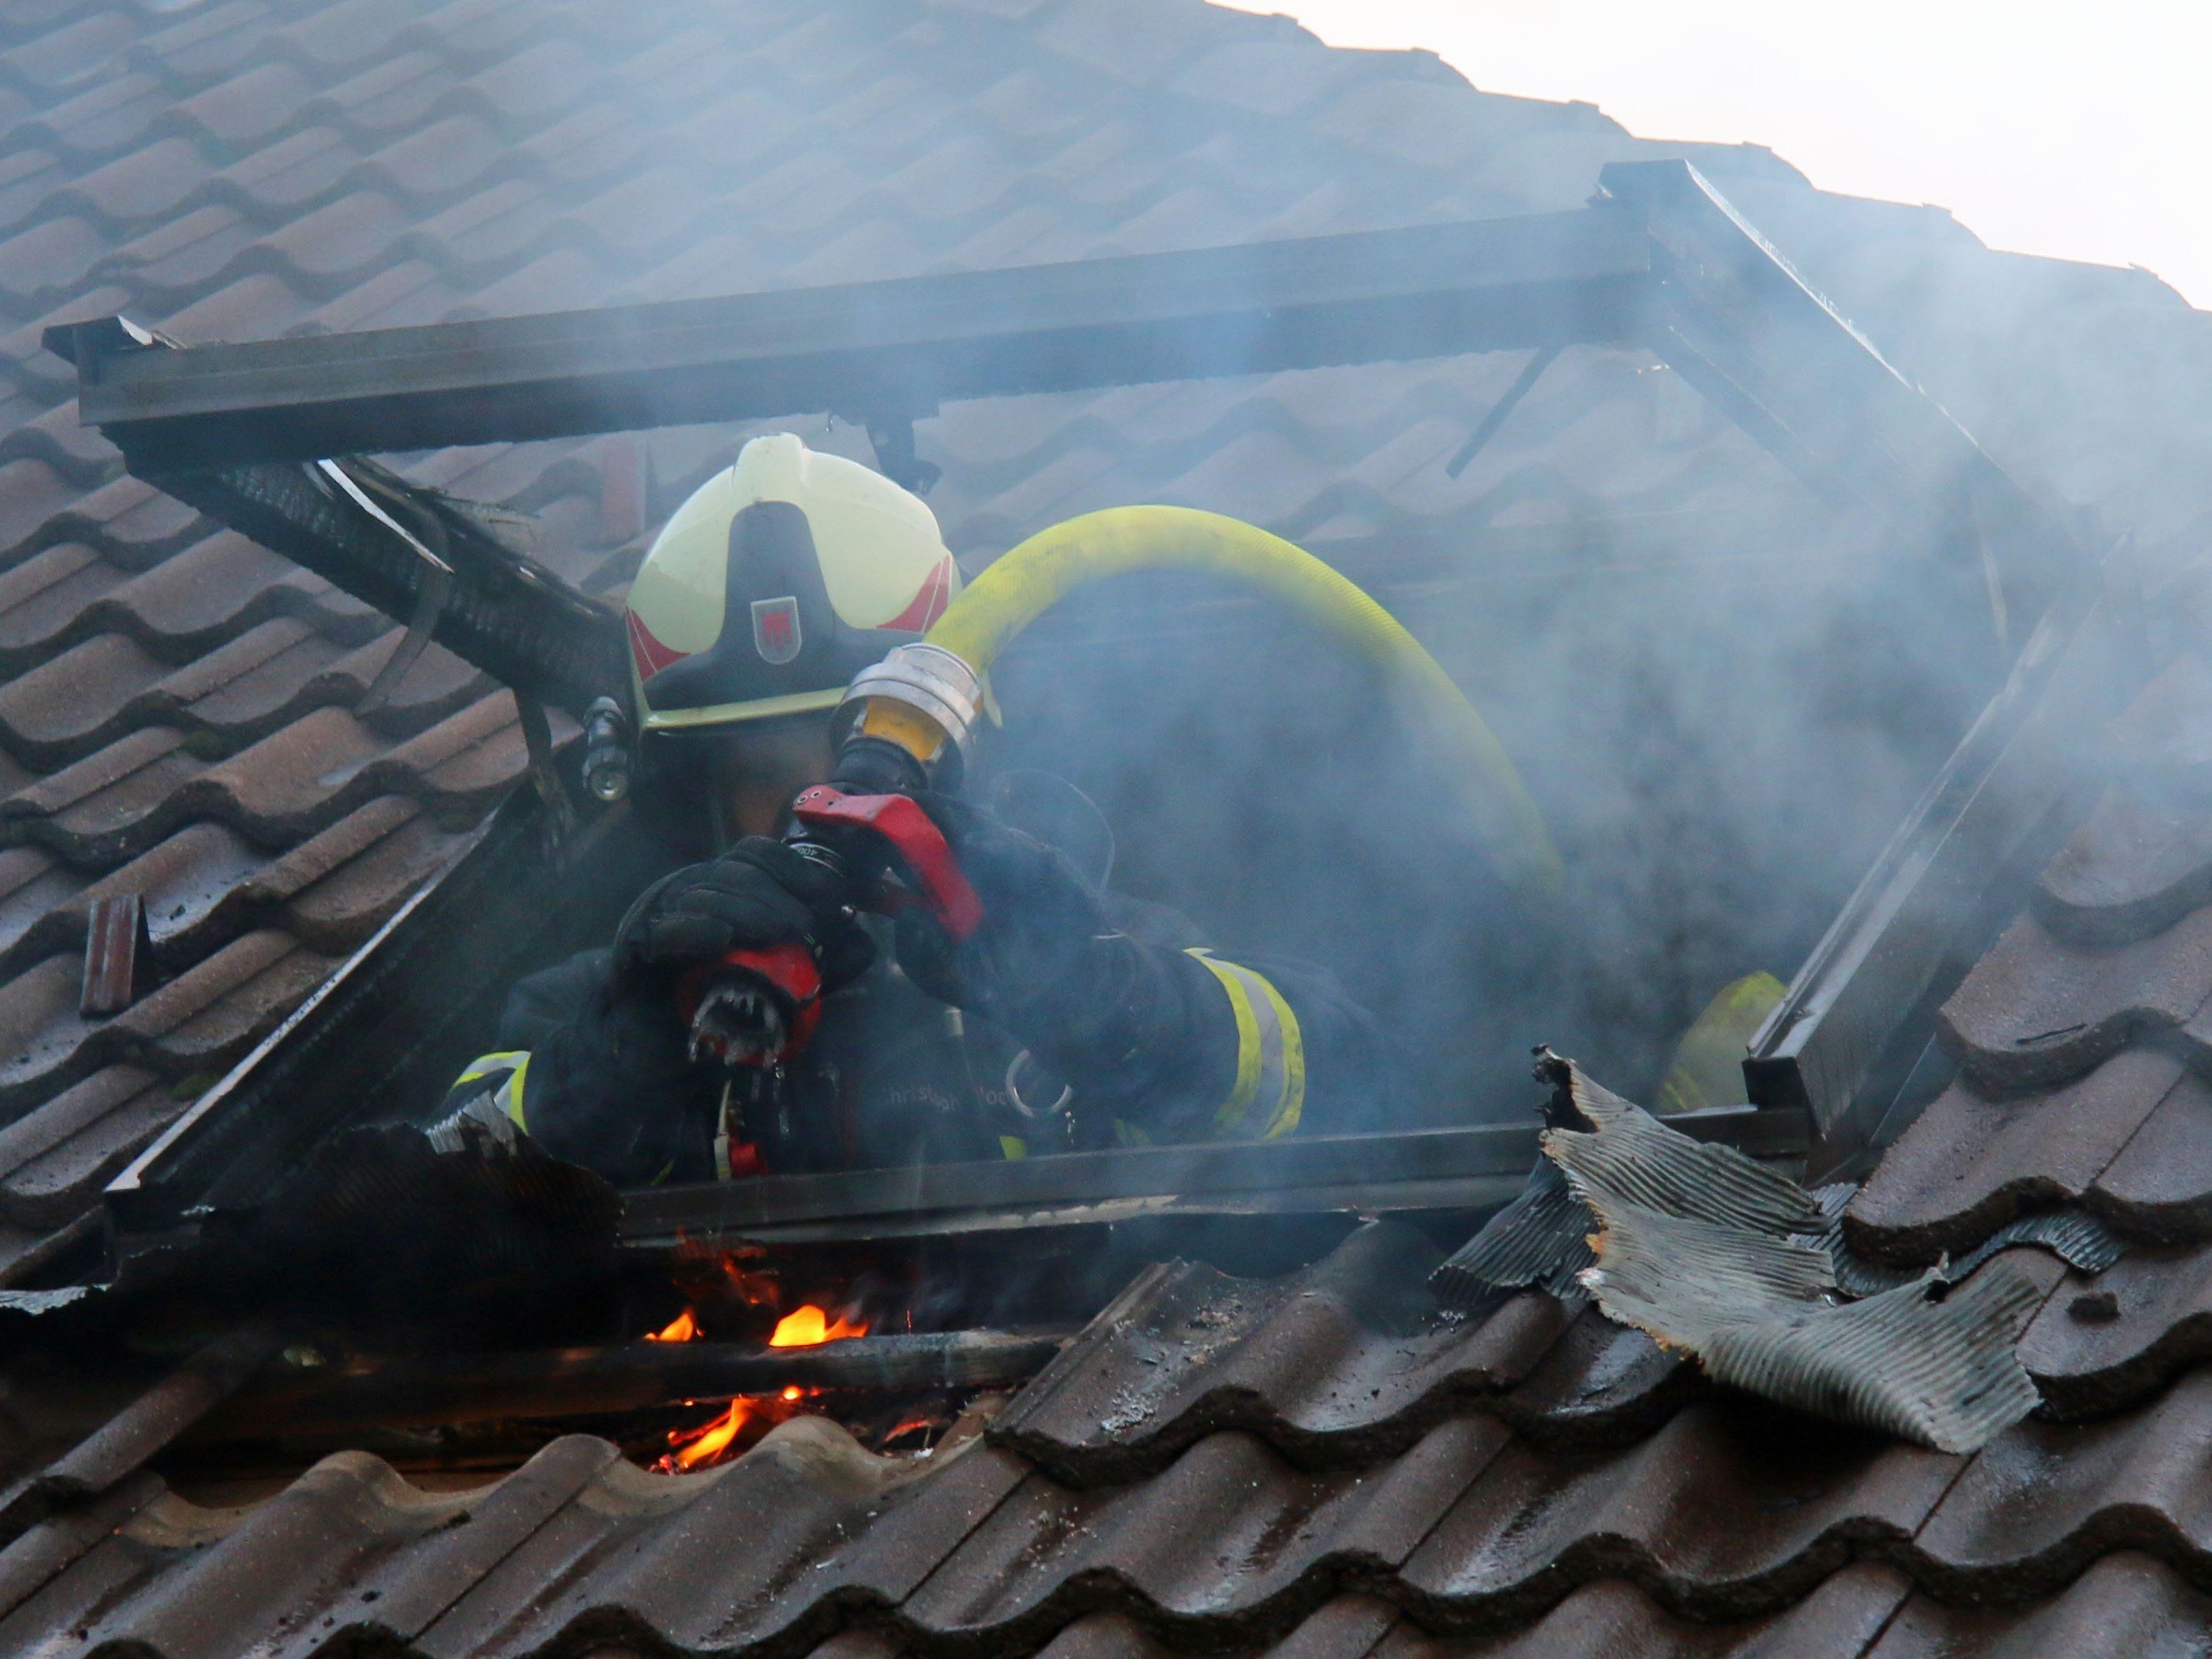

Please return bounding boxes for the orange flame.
[768,1304,868,1347]
[657,1397,757,1471]
[647,1308,699,1343]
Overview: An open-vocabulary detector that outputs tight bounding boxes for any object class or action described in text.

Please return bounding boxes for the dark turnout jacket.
[438,900,1394,1186]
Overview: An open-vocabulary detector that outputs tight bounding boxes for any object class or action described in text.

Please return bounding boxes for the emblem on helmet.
[752,596,802,665]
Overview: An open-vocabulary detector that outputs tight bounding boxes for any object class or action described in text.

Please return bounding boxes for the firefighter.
[429,434,1393,1185]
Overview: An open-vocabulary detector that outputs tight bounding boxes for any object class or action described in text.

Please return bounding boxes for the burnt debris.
[1435,1048,2089,1451]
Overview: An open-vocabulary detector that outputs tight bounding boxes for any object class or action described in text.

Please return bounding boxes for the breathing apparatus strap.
[1187,951,1306,1140]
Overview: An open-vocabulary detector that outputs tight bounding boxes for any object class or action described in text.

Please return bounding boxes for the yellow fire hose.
[858,506,1561,901]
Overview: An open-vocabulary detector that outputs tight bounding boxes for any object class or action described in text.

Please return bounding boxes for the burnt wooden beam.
[193,1329,1070,1441]
[150,459,628,716]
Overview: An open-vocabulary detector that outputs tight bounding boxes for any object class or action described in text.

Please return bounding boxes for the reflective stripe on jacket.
[445,1048,532,1131]
[1187,951,1306,1139]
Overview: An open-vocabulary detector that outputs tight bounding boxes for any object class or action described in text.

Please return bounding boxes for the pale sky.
[1223,1,2210,308]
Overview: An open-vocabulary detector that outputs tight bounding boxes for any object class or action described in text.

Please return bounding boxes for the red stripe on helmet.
[627,608,690,681]
[880,559,952,633]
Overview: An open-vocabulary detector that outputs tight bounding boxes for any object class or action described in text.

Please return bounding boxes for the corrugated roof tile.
[167,59,319,150]
[1378,1567,1912,1658]
[2089,1065,2212,1239]
[215,124,360,215]
[2036,783,2212,949]
[1847,1050,2195,1260]
[0,1068,176,1223]
[130,1,275,85]
[1868,1551,2212,1657]
[361,110,505,200]
[1400,1400,1958,1623]
[0,1061,151,1185]
[22,69,165,160]
[306,47,452,133]
[1939,905,2212,1094]
[994,1224,1568,1483]
[1,13,139,93]
[257,187,414,282]
[1906,1365,2212,1600]
[63,135,208,224]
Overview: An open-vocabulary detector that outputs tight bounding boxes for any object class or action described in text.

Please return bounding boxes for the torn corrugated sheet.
[1430,1046,1820,1311]
[1439,1049,2056,1451]
[1536,1048,1825,1235]
[1807,1184,2127,1297]
[1578,1184,2044,1452]
[1429,1155,1594,1310]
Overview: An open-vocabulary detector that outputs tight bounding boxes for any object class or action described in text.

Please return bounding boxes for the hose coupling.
[832,642,985,782]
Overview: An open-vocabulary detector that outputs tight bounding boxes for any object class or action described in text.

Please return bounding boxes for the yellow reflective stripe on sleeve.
[497,1052,531,1133]
[453,1049,528,1087]
[1253,975,1305,1138]
[451,1050,532,1133]
[998,1135,1028,1160]
[1187,951,1304,1138]
[1189,951,1261,1133]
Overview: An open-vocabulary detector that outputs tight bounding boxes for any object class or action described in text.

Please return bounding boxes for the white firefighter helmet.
[625,433,961,731]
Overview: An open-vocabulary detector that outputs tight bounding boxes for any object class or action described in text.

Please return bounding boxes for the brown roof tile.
[993,1225,1569,1483]
[0,1070,176,1225]
[1937,905,2212,1094]
[2036,783,2212,949]
[1847,1050,2194,1258]
[2090,1076,2212,1239]
[0,1220,2186,1659]
[1378,1568,1912,1658]
[1868,1551,2212,1657]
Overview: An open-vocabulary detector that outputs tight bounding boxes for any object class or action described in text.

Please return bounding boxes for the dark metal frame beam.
[619,1102,1810,1250]
[57,208,1648,468]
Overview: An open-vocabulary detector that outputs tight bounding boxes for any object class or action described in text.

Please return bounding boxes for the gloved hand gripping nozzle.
[676,641,991,1069]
